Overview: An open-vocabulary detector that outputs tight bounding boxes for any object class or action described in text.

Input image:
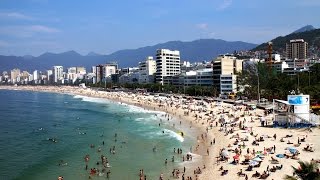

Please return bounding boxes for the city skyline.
[0,0,319,56]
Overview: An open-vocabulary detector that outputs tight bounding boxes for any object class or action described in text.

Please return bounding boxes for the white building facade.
[53,66,64,83]
[155,49,180,85]
[139,56,156,84]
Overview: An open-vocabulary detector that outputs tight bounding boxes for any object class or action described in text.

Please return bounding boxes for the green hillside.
[252,28,320,52]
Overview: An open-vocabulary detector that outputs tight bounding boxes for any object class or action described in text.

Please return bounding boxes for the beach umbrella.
[287,147,298,154]
[221,150,229,157]
[249,160,259,166]
[252,157,262,162]
[276,154,285,158]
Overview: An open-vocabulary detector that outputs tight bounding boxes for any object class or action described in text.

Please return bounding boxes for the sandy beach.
[1,85,319,180]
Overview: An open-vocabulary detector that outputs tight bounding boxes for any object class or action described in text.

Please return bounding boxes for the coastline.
[0,85,218,179]
[1,85,320,180]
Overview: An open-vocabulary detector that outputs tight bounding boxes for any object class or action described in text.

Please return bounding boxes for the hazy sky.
[0,0,319,56]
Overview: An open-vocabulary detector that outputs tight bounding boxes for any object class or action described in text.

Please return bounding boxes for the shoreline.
[0,85,218,179]
[1,85,320,180]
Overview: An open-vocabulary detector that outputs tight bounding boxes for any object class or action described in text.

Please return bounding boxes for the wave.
[73,95,166,116]
[73,95,111,104]
[153,129,184,142]
[127,104,166,115]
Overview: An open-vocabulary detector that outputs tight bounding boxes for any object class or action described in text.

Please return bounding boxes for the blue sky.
[0,0,319,56]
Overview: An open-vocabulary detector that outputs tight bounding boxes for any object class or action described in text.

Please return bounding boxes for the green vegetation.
[252,29,320,54]
[237,63,320,100]
[285,161,320,180]
[88,81,217,97]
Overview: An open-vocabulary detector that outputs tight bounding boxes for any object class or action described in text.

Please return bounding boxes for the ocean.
[0,90,199,180]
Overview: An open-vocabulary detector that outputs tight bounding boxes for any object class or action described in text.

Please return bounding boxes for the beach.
[1,85,319,180]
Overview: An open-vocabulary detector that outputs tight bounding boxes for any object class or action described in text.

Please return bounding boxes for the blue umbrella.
[287,147,297,154]
[276,154,285,158]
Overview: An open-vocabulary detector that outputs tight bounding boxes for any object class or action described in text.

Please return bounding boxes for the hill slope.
[253,28,320,52]
[292,25,315,34]
[0,39,257,72]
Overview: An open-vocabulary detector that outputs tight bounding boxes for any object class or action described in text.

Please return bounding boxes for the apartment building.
[138,56,156,84]
[212,54,243,94]
[155,49,180,85]
[286,39,308,59]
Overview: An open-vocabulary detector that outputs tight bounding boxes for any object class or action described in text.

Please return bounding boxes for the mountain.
[252,28,320,52]
[86,52,101,56]
[104,39,257,67]
[292,25,315,34]
[0,39,257,72]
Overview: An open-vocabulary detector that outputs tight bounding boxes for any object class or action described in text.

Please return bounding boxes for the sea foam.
[156,129,184,142]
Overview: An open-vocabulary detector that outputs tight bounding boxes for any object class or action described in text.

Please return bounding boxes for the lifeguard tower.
[272,94,315,128]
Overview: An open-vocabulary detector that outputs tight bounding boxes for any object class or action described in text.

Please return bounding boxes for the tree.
[285,161,320,180]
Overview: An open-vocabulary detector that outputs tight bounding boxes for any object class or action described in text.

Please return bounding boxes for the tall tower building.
[53,66,63,83]
[33,70,40,84]
[155,49,180,85]
[286,39,308,59]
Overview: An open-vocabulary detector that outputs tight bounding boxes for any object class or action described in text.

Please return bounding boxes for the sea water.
[0,90,199,180]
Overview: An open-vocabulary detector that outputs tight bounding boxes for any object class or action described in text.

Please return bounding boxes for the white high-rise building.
[155,49,180,85]
[139,56,156,84]
[53,66,63,83]
[33,70,40,84]
[47,70,53,83]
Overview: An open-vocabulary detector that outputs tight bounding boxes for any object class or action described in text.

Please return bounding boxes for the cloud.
[196,23,209,30]
[26,25,60,33]
[0,12,34,20]
[217,0,233,10]
[0,25,61,38]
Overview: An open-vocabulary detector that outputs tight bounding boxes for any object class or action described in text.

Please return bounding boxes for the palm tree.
[285,161,320,180]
